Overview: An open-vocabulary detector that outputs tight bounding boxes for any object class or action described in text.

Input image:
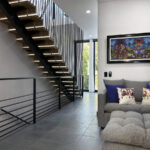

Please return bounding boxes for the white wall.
[98,0,150,93]
[0,22,60,134]
[0,22,57,99]
[0,21,58,109]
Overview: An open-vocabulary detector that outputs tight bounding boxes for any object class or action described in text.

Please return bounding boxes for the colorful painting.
[107,33,150,63]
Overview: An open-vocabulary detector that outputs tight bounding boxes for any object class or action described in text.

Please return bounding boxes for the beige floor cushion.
[101,111,150,149]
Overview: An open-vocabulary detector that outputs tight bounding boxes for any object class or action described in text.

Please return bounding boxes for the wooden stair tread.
[0,1,36,18]
[52,68,69,71]
[28,52,60,56]
[21,40,54,47]
[0,13,42,21]
[9,25,46,32]
[10,1,36,15]
[9,26,50,38]
[23,45,58,51]
[0,15,43,27]
[9,0,35,10]
[26,48,59,53]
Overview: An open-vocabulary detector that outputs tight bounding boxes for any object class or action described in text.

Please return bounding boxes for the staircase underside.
[0,0,81,97]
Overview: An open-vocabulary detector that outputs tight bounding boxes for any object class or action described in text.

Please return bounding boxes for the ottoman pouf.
[101,111,150,150]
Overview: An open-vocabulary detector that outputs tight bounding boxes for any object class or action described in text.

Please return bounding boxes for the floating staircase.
[0,0,83,98]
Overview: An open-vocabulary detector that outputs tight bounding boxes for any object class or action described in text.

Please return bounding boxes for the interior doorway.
[75,39,98,92]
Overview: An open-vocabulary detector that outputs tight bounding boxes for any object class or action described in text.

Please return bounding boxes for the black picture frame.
[107,33,150,64]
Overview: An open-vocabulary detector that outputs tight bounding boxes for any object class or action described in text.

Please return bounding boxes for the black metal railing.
[0,76,83,139]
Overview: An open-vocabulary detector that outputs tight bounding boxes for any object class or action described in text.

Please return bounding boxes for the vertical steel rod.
[82,76,84,97]
[73,76,75,101]
[33,78,36,124]
[58,77,61,109]
[74,41,77,77]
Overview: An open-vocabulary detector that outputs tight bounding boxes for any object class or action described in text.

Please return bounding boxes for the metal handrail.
[0,75,84,138]
[0,77,71,138]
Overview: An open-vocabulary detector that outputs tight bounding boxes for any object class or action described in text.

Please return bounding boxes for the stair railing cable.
[30,0,83,90]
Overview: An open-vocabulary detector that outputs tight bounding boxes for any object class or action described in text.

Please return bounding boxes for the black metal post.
[58,77,61,109]
[73,76,75,101]
[53,2,56,19]
[80,75,82,96]
[74,41,77,77]
[33,78,36,124]
[82,76,84,97]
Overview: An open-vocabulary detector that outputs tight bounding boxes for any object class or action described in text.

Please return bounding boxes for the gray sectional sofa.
[97,79,150,128]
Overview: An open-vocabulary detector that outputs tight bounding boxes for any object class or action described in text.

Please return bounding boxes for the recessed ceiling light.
[86,10,91,14]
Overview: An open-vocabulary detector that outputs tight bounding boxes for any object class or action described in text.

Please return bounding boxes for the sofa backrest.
[104,79,124,86]
[104,79,150,103]
[124,80,148,102]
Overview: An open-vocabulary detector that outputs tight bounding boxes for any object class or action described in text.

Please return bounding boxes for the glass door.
[75,39,98,92]
[82,42,90,91]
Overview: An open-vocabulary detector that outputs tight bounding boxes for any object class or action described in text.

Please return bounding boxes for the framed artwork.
[107,33,150,63]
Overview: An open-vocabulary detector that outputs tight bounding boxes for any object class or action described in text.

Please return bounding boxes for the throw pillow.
[142,88,150,105]
[146,84,150,89]
[124,80,147,102]
[117,88,136,105]
[105,84,125,103]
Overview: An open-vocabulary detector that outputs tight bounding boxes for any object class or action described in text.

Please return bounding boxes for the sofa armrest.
[98,91,107,110]
[97,91,107,127]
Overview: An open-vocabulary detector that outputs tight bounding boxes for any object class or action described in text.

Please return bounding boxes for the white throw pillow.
[117,88,136,105]
[142,88,150,105]
[142,99,150,105]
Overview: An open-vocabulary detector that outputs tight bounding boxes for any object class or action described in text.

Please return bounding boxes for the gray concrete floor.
[0,92,102,150]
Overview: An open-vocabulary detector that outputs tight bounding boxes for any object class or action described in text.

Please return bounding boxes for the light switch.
[104,72,107,77]
[109,71,112,77]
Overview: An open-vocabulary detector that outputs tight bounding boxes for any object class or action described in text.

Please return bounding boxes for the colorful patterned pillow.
[117,88,136,104]
[142,88,150,105]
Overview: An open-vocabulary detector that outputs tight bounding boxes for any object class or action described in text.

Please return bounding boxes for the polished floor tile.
[0,92,102,150]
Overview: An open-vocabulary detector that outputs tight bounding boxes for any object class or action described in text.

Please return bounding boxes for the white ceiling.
[53,0,98,39]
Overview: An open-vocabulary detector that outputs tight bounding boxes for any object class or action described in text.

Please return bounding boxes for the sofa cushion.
[104,103,141,113]
[102,111,145,147]
[143,114,150,149]
[142,88,150,105]
[143,114,150,129]
[102,142,148,150]
[117,88,135,105]
[124,80,148,102]
[141,105,150,113]
[104,79,125,103]
[147,84,150,89]
[104,79,124,86]
[102,111,150,149]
